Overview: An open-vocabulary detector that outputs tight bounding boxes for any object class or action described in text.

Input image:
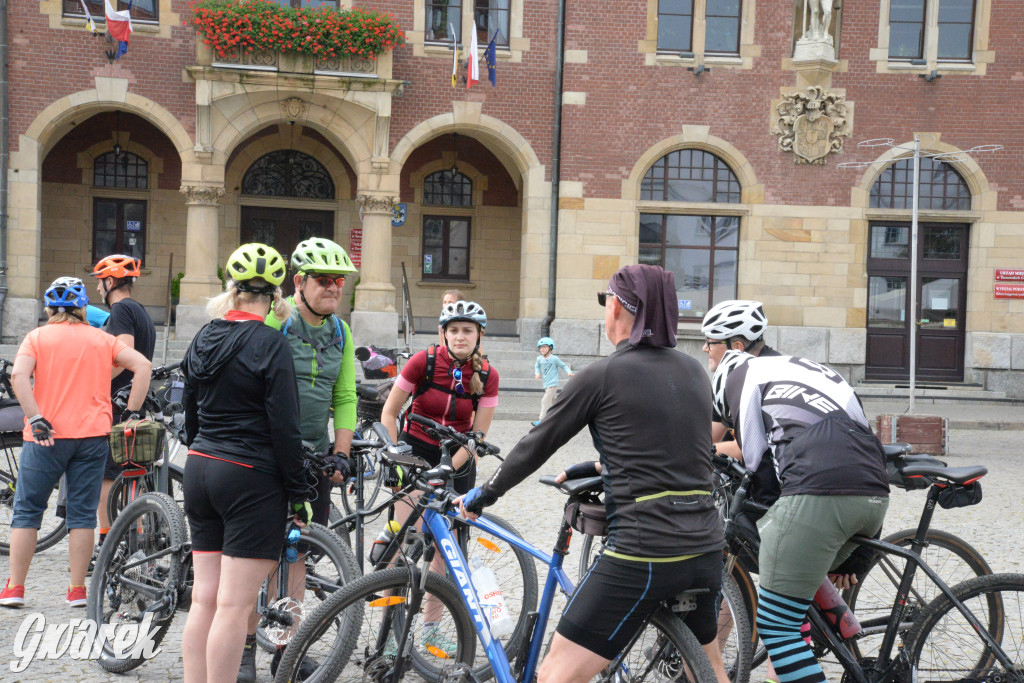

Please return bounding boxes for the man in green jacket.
[238,237,358,681]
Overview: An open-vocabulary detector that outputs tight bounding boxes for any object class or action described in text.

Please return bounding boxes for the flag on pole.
[79,0,98,35]
[466,29,480,88]
[485,32,497,87]
[104,0,132,58]
[449,23,459,88]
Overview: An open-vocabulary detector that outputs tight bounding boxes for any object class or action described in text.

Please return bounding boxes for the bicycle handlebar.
[405,413,501,459]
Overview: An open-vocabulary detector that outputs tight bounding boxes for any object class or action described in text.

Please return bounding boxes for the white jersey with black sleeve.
[725,354,889,498]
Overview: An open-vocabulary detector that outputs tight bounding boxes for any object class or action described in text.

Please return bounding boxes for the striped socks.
[756,587,825,683]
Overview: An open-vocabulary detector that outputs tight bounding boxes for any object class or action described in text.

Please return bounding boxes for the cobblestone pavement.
[1,425,1021,681]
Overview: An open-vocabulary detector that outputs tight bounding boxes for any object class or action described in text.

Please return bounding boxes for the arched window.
[870,157,971,210]
[639,149,741,319]
[423,170,473,206]
[94,151,148,189]
[242,150,335,199]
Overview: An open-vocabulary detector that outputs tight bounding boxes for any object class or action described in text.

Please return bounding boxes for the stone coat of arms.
[772,86,851,164]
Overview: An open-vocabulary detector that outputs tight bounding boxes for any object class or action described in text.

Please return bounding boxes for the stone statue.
[804,0,832,42]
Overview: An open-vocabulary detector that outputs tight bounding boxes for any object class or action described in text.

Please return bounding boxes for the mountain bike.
[720,452,1020,683]
[0,358,67,554]
[324,417,539,681]
[274,415,718,683]
[87,490,361,673]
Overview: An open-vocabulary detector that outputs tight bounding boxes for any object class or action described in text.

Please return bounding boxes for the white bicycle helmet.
[439,300,487,329]
[702,300,768,343]
[712,350,753,426]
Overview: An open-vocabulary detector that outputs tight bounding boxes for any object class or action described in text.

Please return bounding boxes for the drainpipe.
[540,0,566,338]
[0,0,10,341]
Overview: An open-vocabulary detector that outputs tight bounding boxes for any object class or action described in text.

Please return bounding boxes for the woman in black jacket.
[179,243,310,683]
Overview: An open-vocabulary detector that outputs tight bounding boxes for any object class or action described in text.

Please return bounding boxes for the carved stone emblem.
[772,86,851,164]
[281,97,307,120]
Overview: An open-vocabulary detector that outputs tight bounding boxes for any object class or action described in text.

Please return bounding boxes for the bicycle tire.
[844,527,992,660]
[577,532,603,584]
[906,573,1023,683]
[337,451,386,518]
[255,523,362,653]
[273,565,475,683]
[87,492,187,673]
[449,512,539,681]
[106,472,152,526]
[719,569,753,683]
[0,444,68,554]
[597,607,718,682]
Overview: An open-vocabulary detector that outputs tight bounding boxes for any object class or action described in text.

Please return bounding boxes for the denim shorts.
[12,436,109,530]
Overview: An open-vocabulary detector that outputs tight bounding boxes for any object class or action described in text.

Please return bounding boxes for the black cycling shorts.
[398,432,476,495]
[183,455,288,560]
[558,551,722,659]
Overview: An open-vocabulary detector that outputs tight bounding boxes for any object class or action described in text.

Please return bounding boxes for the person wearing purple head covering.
[454,264,728,682]
[605,263,679,348]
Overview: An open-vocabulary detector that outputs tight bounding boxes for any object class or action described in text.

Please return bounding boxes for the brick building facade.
[2,0,1023,394]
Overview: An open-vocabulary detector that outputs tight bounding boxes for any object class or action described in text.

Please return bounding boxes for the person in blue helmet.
[534,336,572,425]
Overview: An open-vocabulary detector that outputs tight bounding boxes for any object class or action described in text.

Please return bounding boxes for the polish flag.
[466,29,479,88]
[104,0,132,44]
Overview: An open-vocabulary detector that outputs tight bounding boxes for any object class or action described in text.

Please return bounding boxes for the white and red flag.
[104,0,132,58]
[466,29,480,88]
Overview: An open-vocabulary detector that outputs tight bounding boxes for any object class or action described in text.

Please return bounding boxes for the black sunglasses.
[597,291,612,306]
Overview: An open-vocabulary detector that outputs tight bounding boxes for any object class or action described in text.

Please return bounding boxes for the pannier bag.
[563,500,608,537]
[109,418,166,467]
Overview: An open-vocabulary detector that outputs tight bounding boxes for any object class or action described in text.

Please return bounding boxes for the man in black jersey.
[458,265,726,683]
[92,255,156,543]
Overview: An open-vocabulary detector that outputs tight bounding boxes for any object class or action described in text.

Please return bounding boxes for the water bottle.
[470,556,514,638]
[814,578,861,639]
[284,526,302,564]
[368,520,402,565]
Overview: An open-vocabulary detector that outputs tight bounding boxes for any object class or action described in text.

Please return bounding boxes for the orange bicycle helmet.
[93,254,141,280]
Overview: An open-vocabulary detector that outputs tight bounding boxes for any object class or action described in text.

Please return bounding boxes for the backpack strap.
[410,345,491,420]
[281,314,345,371]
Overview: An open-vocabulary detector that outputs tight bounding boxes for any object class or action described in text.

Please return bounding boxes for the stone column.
[176,185,225,340]
[350,193,398,347]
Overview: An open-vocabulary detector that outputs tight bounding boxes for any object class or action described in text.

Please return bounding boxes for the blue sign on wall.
[678,300,692,310]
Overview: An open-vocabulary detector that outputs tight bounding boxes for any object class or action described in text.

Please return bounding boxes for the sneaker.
[531,420,541,427]
[270,647,318,681]
[237,636,257,682]
[66,585,87,607]
[422,623,457,657]
[0,579,25,608]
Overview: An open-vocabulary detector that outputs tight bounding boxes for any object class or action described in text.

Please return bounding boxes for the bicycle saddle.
[356,384,382,400]
[539,474,603,496]
[900,464,987,485]
[882,442,912,458]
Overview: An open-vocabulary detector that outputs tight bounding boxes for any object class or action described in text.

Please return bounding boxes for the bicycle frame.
[421,505,574,683]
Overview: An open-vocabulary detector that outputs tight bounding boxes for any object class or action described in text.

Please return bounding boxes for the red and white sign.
[349,227,362,268]
[995,269,1024,282]
[994,283,1024,299]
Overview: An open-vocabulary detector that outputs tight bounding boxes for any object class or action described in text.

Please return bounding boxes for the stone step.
[853,384,1008,401]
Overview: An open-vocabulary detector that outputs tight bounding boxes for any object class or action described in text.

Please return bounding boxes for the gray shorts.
[757,493,888,599]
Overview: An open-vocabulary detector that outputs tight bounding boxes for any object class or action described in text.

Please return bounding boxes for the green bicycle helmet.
[225,243,287,289]
[291,238,358,275]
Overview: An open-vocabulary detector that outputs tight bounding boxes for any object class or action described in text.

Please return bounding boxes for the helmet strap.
[235,281,275,296]
[101,277,133,306]
[299,276,332,320]
[443,335,480,367]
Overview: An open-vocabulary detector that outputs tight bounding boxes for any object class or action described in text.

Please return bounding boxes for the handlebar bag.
[109,418,166,467]
[563,500,608,537]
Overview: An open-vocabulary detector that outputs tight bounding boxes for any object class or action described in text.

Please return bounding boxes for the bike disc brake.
[263,597,304,645]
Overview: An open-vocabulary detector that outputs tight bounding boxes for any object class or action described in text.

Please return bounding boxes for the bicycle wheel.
[845,528,992,659]
[577,532,605,584]
[273,566,475,683]
[255,523,362,653]
[0,441,67,554]
[106,472,152,526]
[906,573,1024,683]
[454,512,538,681]
[597,607,718,682]
[337,450,386,518]
[87,492,186,673]
[719,569,753,683]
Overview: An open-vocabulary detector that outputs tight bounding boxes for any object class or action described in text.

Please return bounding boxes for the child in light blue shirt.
[534,337,572,423]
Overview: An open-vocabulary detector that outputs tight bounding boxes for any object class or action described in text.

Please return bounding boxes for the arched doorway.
[865,157,972,381]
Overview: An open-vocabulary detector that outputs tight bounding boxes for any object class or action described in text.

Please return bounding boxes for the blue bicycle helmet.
[44,277,89,310]
[537,337,555,350]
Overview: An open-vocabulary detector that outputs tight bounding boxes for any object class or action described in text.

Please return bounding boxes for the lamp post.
[839,137,1002,414]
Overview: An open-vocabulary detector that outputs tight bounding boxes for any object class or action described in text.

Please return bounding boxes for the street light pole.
[908,136,920,413]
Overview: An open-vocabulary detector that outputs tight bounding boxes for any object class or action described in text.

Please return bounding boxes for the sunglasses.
[597,291,613,307]
[310,275,346,288]
[705,339,727,347]
[450,367,466,395]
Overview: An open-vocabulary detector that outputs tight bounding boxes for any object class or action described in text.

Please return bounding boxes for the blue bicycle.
[273,414,717,682]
